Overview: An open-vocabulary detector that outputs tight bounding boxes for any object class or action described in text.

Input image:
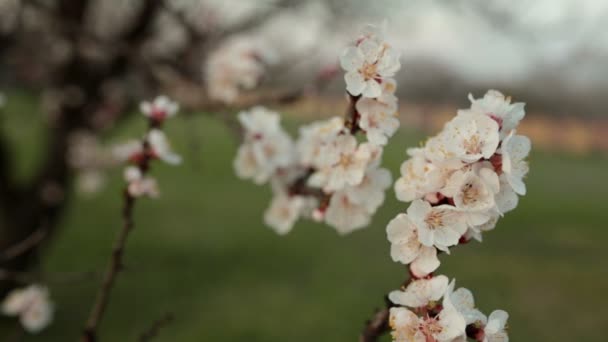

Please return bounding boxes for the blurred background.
[0,0,607,341]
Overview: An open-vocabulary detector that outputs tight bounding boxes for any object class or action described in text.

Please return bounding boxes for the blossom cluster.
[385,90,529,341]
[205,37,271,104]
[1,284,54,333]
[114,96,182,198]
[233,24,401,235]
[389,277,508,342]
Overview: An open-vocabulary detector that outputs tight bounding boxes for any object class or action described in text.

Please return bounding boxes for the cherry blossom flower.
[124,166,159,198]
[148,129,182,165]
[447,287,486,325]
[483,310,509,342]
[440,113,500,164]
[340,25,401,98]
[344,167,392,213]
[464,89,525,138]
[296,117,345,167]
[264,193,305,235]
[234,107,294,185]
[389,281,466,342]
[389,275,449,309]
[140,95,179,122]
[325,191,371,234]
[205,37,267,104]
[395,148,446,202]
[308,136,371,192]
[1,284,54,333]
[386,213,440,277]
[500,132,531,195]
[356,78,400,145]
[403,200,467,252]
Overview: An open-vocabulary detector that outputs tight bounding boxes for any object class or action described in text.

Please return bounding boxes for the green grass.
[1,97,608,341]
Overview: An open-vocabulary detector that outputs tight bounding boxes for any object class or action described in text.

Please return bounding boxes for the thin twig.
[82,133,154,342]
[138,312,175,342]
[0,228,48,262]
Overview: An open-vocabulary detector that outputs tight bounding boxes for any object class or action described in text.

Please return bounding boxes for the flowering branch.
[362,90,530,342]
[82,97,181,342]
[232,24,401,235]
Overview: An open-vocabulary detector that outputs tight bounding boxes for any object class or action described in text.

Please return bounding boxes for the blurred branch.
[0,227,48,262]
[82,120,155,342]
[138,312,175,342]
[359,297,392,342]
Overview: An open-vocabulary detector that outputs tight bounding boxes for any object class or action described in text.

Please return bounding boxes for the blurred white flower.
[140,95,179,122]
[234,107,294,184]
[386,213,440,277]
[325,191,370,234]
[356,78,400,145]
[389,275,449,309]
[344,167,392,214]
[124,166,159,198]
[206,37,267,104]
[340,25,401,98]
[76,170,107,195]
[148,129,182,165]
[296,117,345,167]
[500,132,531,195]
[264,193,305,235]
[112,139,143,163]
[308,136,371,192]
[2,284,54,334]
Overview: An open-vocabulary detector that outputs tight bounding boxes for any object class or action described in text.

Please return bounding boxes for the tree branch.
[138,312,175,342]
[81,134,153,342]
[359,297,393,342]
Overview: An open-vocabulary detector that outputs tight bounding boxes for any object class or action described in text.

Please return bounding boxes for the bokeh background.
[1,0,607,341]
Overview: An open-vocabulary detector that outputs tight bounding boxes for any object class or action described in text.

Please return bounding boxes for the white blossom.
[344,167,392,214]
[340,25,400,98]
[308,136,371,192]
[148,129,182,165]
[386,213,440,277]
[1,284,54,333]
[234,107,294,185]
[464,89,525,138]
[356,78,400,145]
[500,132,531,195]
[205,37,267,104]
[296,117,345,167]
[325,191,370,235]
[447,287,486,325]
[389,282,465,342]
[264,193,305,235]
[440,113,500,164]
[403,200,467,252]
[124,166,159,198]
[395,148,446,202]
[389,275,449,309]
[140,95,179,121]
[483,310,509,342]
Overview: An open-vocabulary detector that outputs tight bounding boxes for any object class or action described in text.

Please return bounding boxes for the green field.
[1,96,607,341]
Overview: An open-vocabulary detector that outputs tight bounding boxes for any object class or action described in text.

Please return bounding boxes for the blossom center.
[463,134,482,155]
[461,182,480,205]
[360,62,378,80]
[425,211,444,230]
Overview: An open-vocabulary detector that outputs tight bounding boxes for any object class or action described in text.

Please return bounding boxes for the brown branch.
[82,130,154,342]
[0,227,48,262]
[359,297,393,342]
[138,312,175,342]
